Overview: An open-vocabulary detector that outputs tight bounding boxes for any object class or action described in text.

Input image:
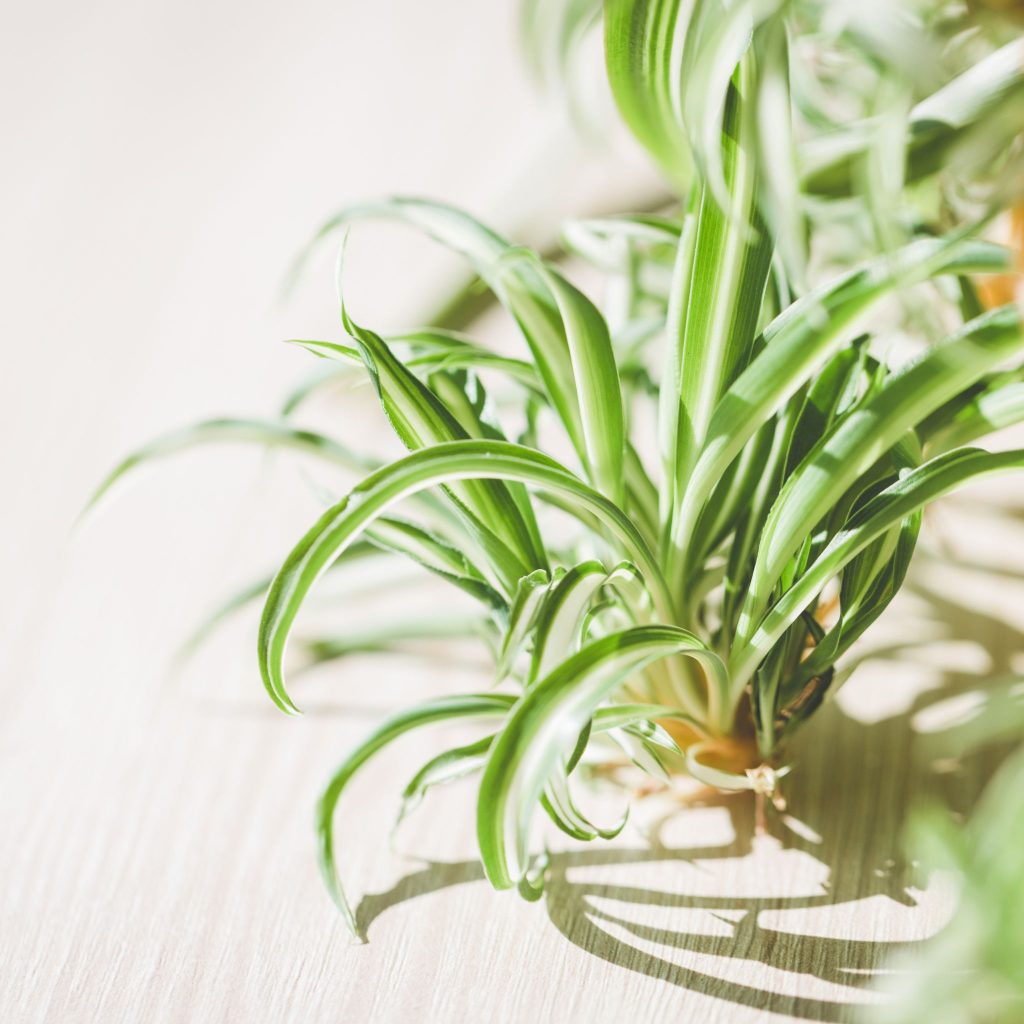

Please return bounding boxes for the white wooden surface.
[3,3,1022,1022]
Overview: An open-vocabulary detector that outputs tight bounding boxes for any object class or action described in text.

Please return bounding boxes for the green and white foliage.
[93,0,1024,932]
[870,677,1024,1023]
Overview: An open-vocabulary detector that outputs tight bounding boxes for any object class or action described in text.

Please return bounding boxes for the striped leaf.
[739,304,1024,635]
[258,440,675,715]
[476,625,728,888]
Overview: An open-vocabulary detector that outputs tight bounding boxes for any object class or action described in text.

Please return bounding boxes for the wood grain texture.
[4,493,1021,1024]
[3,2,1023,1022]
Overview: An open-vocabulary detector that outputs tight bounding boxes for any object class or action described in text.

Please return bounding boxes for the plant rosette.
[90,0,1024,937]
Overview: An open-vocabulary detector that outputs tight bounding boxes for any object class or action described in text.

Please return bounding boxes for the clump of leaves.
[92,0,1024,935]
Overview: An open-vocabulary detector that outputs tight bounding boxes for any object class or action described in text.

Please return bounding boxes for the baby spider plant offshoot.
[92,0,1024,936]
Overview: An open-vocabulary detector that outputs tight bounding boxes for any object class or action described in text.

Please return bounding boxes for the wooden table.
[3,3,1022,1021]
[4,476,1021,1023]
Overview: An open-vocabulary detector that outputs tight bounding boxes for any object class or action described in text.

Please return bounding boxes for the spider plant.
[91,0,1024,937]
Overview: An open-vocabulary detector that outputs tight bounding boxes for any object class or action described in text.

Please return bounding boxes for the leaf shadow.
[351,555,1021,1023]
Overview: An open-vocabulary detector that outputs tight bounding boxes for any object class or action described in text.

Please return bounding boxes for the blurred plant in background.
[870,676,1024,1023]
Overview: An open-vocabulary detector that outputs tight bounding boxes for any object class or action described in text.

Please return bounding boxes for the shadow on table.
[353,569,1022,1023]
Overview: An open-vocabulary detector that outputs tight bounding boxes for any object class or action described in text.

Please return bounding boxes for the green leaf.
[527,561,650,682]
[280,364,352,417]
[317,693,514,938]
[803,39,1024,197]
[791,511,920,694]
[475,624,728,888]
[561,215,681,270]
[294,332,544,397]
[730,446,1024,692]
[925,375,1024,455]
[624,443,661,549]
[519,255,626,503]
[176,544,378,663]
[395,699,694,838]
[665,236,1009,594]
[497,569,557,680]
[258,440,674,715]
[87,411,510,617]
[678,1,768,211]
[719,391,802,636]
[751,13,804,283]
[540,758,628,844]
[520,0,602,89]
[524,561,656,843]
[740,304,1024,636]
[528,562,610,684]
[366,515,507,612]
[604,0,693,189]
[659,60,773,544]
[302,613,488,666]
[340,307,549,591]
[396,735,494,828]
[296,198,626,499]
[591,701,702,733]
[84,418,370,516]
